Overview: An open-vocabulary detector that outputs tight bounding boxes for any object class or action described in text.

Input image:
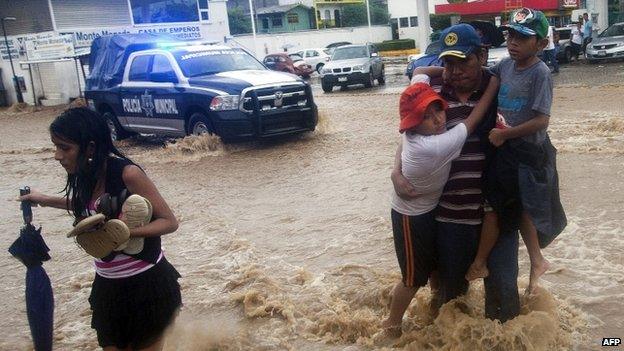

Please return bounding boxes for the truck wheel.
[188,112,214,136]
[316,63,324,74]
[378,68,386,85]
[364,72,374,88]
[102,111,132,141]
[321,80,333,93]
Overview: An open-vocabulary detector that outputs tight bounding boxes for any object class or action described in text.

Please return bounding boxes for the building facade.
[0,0,230,106]
[386,0,447,41]
[434,0,609,29]
[256,4,315,33]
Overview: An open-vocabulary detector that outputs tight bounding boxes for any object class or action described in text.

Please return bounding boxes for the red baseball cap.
[399,83,448,133]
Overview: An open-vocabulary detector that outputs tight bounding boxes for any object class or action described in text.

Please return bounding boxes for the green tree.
[228,7,252,35]
[429,14,454,31]
[341,2,390,27]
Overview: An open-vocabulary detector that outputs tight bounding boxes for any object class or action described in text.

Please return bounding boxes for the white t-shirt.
[571,27,583,45]
[545,26,555,50]
[391,123,468,216]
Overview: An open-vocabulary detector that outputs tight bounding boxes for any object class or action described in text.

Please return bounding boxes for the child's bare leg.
[466,211,499,281]
[382,282,418,336]
[520,211,550,294]
[428,271,441,318]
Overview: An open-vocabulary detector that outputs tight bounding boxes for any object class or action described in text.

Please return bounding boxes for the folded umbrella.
[8,187,53,351]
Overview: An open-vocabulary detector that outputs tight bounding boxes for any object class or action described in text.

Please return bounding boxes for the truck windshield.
[173,48,265,77]
[332,46,368,60]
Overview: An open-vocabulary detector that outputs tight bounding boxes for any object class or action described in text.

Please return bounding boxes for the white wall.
[0,0,231,106]
[387,0,446,18]
[229,25,392,59]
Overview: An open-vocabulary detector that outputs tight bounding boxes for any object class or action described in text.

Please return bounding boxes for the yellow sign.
[444,33,458,46]
[314,0,364,4]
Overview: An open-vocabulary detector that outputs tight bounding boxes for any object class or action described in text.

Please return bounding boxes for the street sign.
[25,35,75,60]
[0,38,19,61]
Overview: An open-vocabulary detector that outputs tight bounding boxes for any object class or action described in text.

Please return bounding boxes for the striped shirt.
[432,71,497,225]
[94,251,163,279]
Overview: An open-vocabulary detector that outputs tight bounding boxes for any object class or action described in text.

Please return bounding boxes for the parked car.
[263,53,313,78]
[487,41,510,67]
[320,44,385,93]
[405,41,443,80]
[86,34,318,141]
[554,27,574,63]
[292,48,331,73]
[325,41,352,55]
[585,22,624,63]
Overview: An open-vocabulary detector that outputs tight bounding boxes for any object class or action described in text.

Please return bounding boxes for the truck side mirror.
[149,71,178,83]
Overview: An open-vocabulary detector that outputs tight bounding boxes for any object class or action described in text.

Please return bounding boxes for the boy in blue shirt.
[465,8,566,295]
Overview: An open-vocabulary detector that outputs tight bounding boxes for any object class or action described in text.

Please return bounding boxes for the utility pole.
[365,0,372,42]
[247,0,259,58]
[2,17,24,104]
[416,0,431,54]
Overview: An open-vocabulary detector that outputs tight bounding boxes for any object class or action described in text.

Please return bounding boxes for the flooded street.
[1,61,623,350]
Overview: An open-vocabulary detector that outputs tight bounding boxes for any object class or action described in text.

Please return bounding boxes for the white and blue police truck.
[85,34,318,141]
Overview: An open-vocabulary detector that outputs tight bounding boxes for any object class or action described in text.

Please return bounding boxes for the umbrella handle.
[20,186,33,225]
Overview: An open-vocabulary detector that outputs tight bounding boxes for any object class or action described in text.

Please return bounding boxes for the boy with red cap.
[382,74,498,336]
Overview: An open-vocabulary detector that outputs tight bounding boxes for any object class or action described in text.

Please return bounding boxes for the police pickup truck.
[85,34,318,141]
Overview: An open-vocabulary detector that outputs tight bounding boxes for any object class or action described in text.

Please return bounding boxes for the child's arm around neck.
[462,76,499,134]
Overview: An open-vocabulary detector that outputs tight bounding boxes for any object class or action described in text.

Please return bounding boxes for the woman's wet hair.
[50,107,130,218]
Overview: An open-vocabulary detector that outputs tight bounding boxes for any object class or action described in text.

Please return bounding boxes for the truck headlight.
[210,95,240,111]
[352,64,365,71]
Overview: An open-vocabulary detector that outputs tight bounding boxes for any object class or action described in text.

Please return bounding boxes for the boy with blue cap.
[465,8,566,296]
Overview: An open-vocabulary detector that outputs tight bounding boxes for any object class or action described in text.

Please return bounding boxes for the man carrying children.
[388,13,566,334]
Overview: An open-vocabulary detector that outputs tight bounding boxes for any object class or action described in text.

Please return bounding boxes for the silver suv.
[320,44,385,93]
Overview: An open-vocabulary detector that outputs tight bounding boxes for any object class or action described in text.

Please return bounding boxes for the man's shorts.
[391,209,437,288]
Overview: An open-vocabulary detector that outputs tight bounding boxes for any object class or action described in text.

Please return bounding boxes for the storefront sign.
[25,35,75,60]
[561,0,578,8]
[62,24,203,48]
[0,39,19,61]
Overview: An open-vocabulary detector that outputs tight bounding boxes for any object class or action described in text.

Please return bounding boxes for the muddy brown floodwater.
[1,83,623,351]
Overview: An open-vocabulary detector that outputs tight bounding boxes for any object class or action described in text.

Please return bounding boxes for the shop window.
[287,13,299,24]
[272,16,283,27]
[131,0,199,24]
[410,16,418,27]
[399,17,408,28]
[198,0,210,21]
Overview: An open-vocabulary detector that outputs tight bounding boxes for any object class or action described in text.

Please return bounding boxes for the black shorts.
[391,209,437,288]
[89,257,182,349]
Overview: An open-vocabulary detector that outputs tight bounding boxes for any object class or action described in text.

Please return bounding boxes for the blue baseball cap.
[438,23,483,60]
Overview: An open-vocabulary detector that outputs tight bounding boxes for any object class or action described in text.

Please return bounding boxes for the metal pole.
[74,58,82,98]
[2,18,24,104]
[416,0,431,54]
[365,0,372,42]
[27,64,36,105]
[248,0,258,58]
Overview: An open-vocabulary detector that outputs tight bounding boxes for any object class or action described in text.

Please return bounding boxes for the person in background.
[570,22,583,61]
[542,25,559,73]
[582,13,593,54]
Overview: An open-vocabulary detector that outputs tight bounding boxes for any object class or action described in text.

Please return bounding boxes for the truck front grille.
[241,84,309,113]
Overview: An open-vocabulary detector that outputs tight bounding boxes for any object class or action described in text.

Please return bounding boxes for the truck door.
[147,54,184,136]
[120,54,153,132]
